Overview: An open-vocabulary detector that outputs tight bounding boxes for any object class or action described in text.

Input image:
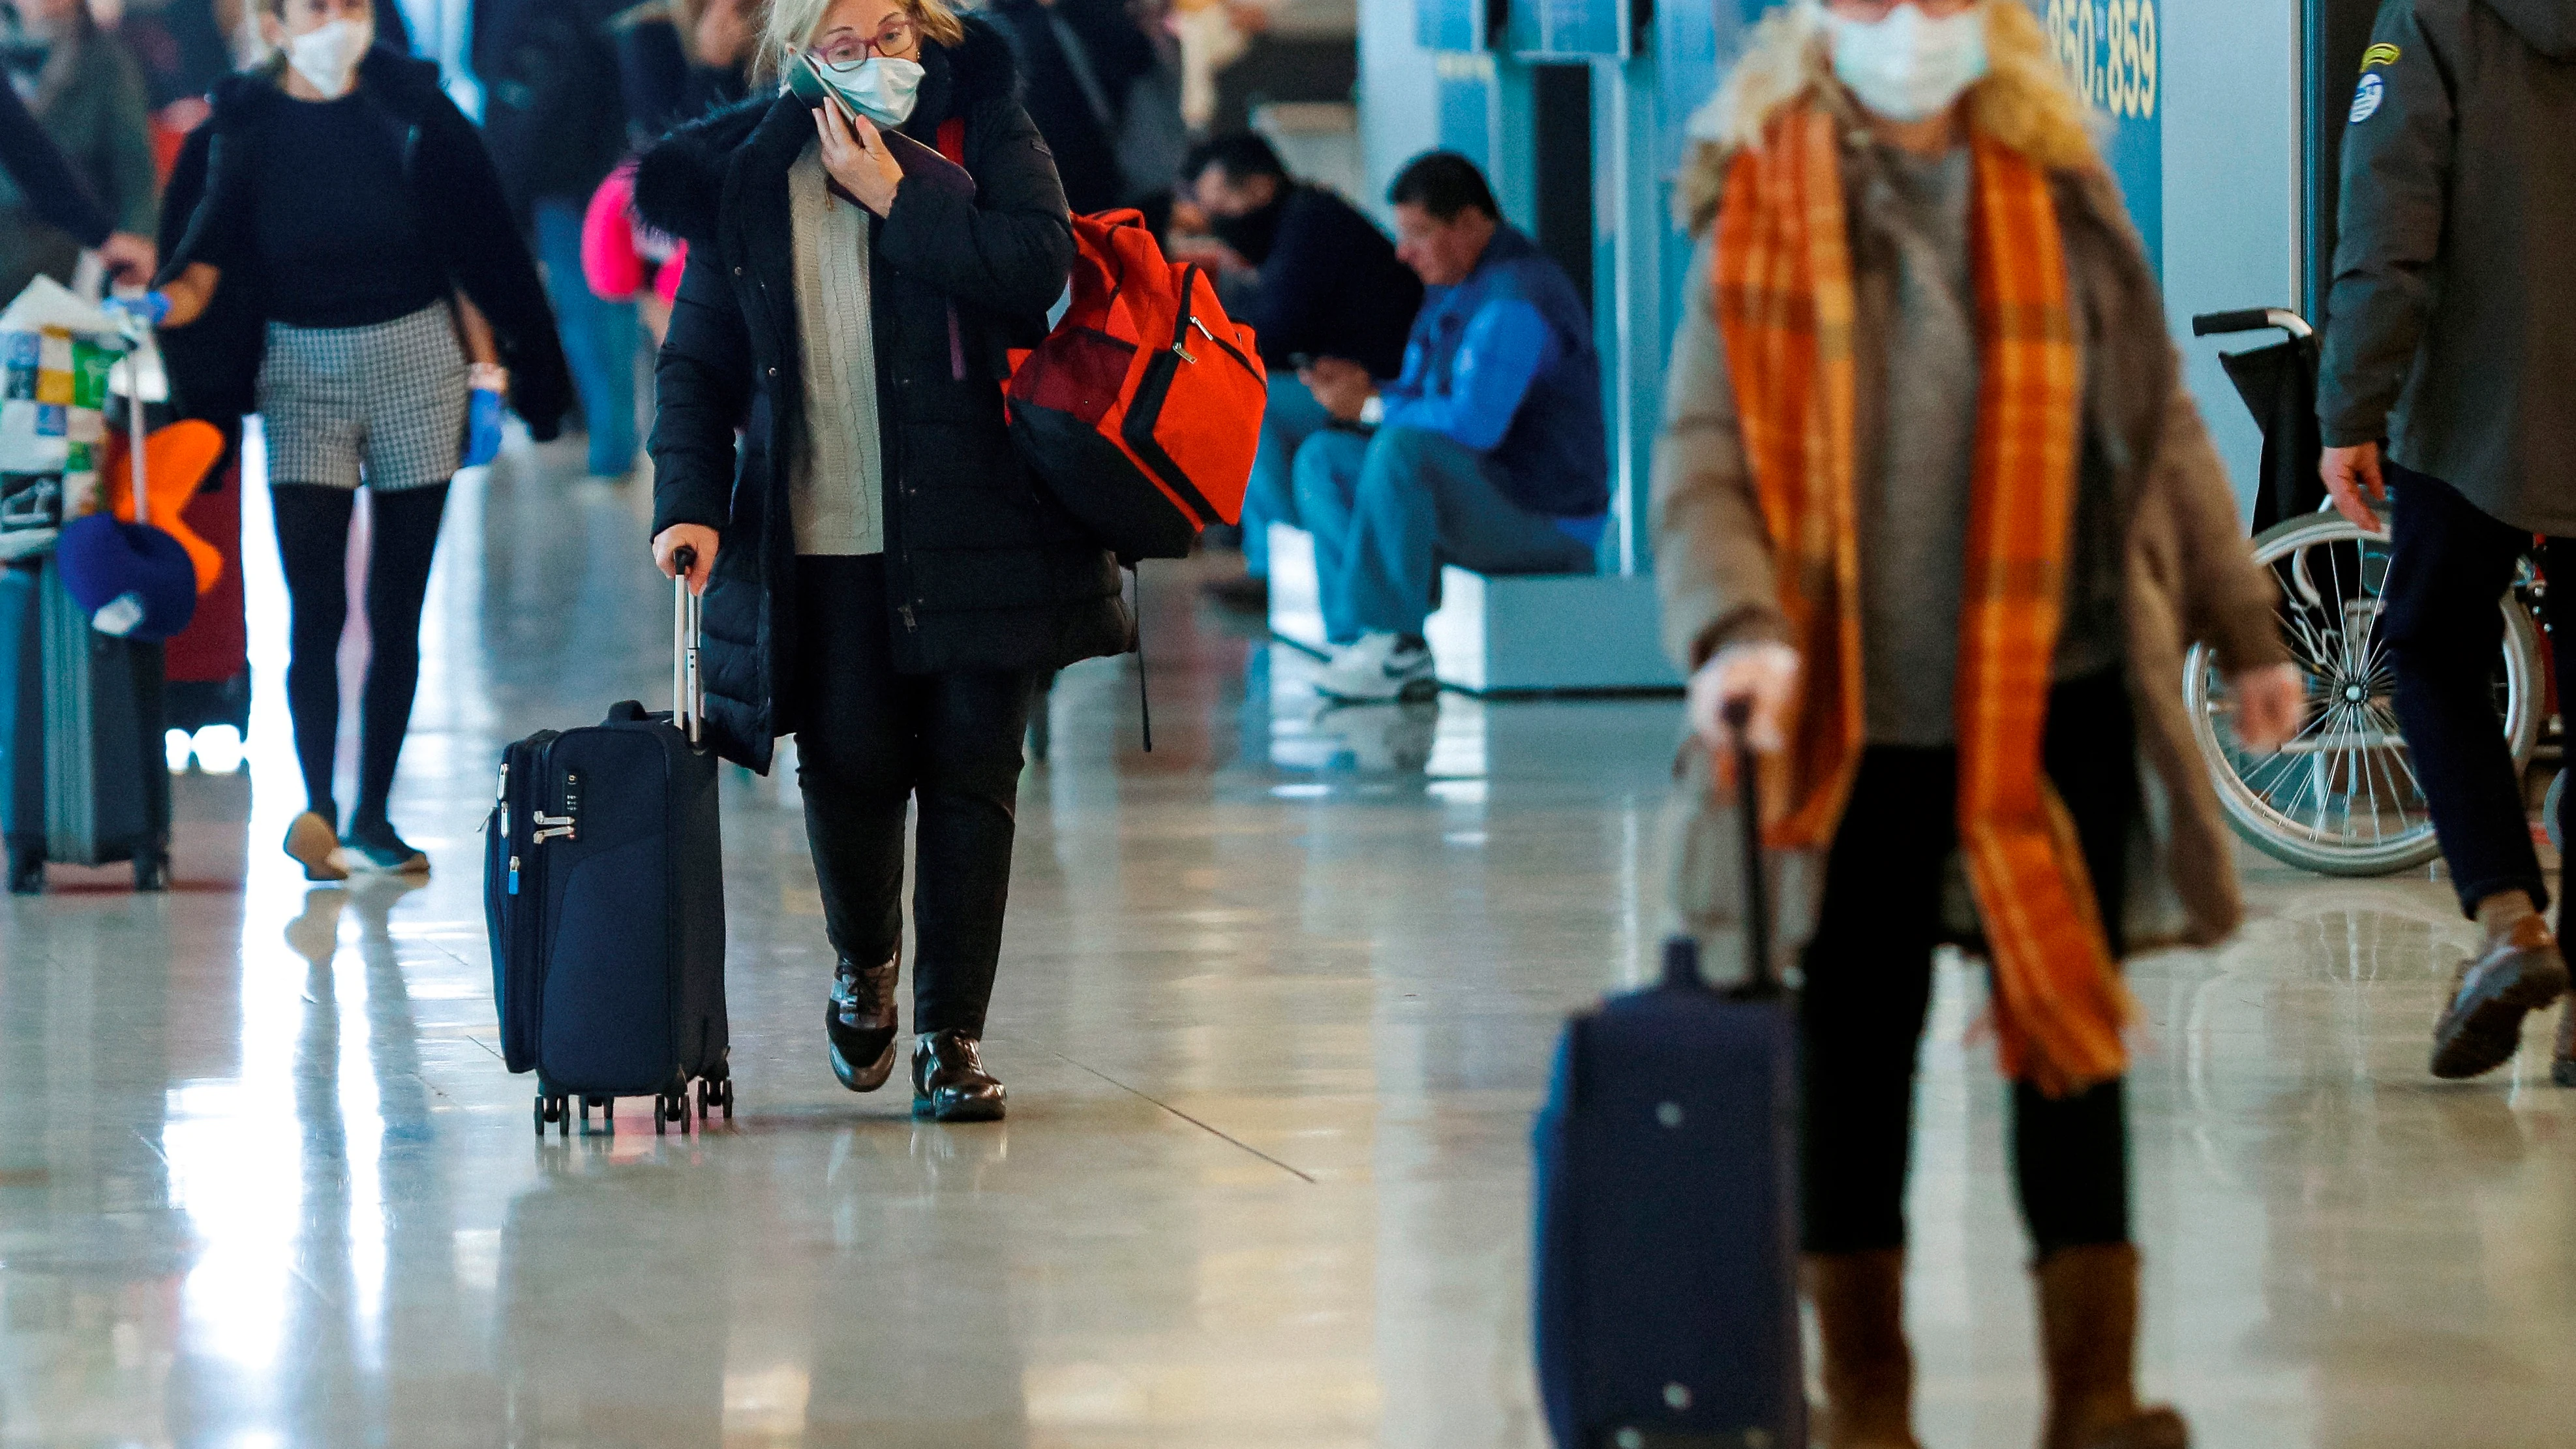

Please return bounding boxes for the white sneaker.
[1315,632,1437,702]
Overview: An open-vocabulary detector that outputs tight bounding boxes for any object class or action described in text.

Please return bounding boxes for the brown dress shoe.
[2554,994,2576,1089]
[1806,1249,1922,1448]
[2430,915,2569,1079]
[2035,1244,2190,1449]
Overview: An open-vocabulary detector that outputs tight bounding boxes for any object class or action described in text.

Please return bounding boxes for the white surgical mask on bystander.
[1823,2,1989,123]
[285,16,372,100]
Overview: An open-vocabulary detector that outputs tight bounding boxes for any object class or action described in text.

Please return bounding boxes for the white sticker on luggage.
[2350,72,2385,123]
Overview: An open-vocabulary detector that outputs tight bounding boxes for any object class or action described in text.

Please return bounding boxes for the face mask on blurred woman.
[1823,1,1989,123]
[286,16,372,100]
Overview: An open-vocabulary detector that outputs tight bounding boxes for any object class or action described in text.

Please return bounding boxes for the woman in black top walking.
[635,0,1125,1120]
[144,0,569,881]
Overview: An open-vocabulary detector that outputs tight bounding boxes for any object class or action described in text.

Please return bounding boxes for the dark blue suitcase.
[1533,720,1804,1449]
[487,562,730,1135]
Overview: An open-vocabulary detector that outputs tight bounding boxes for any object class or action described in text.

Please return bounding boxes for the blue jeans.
[532,197,639,477]
[1292,425,1596,643]
[1242,373,1333,577]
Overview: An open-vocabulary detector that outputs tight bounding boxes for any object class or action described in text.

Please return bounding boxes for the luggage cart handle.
[671,546,703,746]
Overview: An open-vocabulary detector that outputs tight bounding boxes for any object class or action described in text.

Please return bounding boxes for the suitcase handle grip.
[1723,697,1777,996]
[672,547,703,747]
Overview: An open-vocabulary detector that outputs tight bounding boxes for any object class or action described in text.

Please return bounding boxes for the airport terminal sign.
[2040,0,2164,273]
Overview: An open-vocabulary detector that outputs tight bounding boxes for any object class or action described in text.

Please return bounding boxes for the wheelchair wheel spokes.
[2187,511,2543,876]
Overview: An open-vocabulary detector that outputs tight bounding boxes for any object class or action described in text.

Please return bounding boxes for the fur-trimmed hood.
[633,14,1020,245]
[1677,0,2104,233]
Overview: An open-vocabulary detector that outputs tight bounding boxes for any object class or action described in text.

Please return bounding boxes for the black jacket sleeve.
[0,72,111,248]
[2316,1,2455,448]
[413,89,576,441]
[1243,193,1340,367]
[875,97,1075,322]
[649,250,751,538]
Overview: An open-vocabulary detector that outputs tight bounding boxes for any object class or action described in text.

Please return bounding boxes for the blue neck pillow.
[54,512,198,641]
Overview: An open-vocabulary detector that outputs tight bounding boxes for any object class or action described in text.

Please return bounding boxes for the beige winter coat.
[1655,112,2288,954]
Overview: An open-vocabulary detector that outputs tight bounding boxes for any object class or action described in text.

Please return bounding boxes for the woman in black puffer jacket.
[637,0,1126,1122]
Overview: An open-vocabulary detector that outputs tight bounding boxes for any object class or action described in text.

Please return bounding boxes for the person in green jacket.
[0,0,159,299]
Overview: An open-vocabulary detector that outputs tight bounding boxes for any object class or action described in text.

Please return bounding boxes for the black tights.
[1798,669,2137,1258]
[269,483,449,827]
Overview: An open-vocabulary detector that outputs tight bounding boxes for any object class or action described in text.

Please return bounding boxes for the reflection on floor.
[3,440,2574,1448]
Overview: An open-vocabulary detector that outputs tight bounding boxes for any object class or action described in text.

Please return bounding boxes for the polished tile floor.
[5,436,2575,1448]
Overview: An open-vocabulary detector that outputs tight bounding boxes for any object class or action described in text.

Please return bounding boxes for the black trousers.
[2381,461,2573,923]
[1799,669,2136,1258]
[791,556,1037,1037]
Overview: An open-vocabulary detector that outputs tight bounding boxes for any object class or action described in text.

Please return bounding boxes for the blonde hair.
[1678,0,2102,232]
[756,0,965,84]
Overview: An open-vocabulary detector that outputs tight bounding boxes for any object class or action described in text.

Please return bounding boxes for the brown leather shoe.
[2554,994,2576,1089]
[2430,915,2569,1079]
[1806,1250,1921,1448]
[2035,1244,2189,1449]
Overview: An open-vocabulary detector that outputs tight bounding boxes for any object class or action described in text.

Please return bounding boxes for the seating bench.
[1264,524,1682,695]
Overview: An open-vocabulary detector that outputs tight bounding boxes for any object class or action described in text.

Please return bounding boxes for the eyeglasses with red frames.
[808,15,918,66]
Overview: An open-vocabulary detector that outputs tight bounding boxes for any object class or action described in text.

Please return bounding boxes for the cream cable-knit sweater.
[787,145,885,556]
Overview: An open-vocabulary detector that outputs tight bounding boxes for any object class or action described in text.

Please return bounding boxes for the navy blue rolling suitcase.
[487,557,731,1136]
[1533,714,1805,1449]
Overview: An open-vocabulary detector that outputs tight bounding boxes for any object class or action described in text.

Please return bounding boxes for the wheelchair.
[2187,307,2554,876]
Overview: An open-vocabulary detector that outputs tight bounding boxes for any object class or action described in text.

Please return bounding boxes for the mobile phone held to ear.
[791,53,866,136]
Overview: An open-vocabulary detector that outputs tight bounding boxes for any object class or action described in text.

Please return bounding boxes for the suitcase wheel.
[534,1093,570,1138]
[695,1076,735,1120]
[132,850,169,892]
[7,846,41,896]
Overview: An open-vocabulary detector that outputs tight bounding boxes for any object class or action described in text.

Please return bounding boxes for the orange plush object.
[100,419,227,594]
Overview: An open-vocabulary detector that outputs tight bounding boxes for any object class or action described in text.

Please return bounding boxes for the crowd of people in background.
[0,0,1616,870]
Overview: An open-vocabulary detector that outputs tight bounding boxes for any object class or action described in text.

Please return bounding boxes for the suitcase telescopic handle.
[1723,697,1777,995]
[121,325,148,528]
[671,545,703,746]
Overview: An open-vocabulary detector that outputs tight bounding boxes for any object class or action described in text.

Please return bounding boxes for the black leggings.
[269,483,449,827]
[791,555,1038,1037]
[1799,669,2136,1258]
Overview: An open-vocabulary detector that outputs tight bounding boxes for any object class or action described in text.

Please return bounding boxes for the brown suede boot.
[2034,1244,2189,1449]
[1807,1249,1922,1448]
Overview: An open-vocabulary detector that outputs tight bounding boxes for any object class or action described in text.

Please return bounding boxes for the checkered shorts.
[255,302,470,492]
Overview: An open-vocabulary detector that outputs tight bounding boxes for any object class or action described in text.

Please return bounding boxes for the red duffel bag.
[938,121,1266,560]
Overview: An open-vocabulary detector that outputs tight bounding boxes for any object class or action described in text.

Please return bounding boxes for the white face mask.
[815,54,925,127]
[284,16,372,100]
[1824,3,1989,125]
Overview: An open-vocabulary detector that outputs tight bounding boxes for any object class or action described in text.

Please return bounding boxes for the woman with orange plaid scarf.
[1653,3,2307,1446]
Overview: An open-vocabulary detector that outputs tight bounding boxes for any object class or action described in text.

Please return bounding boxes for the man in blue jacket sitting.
[1295,151,1608,701]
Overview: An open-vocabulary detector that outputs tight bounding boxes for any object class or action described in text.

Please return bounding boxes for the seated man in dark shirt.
[1187,132,1422,609]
